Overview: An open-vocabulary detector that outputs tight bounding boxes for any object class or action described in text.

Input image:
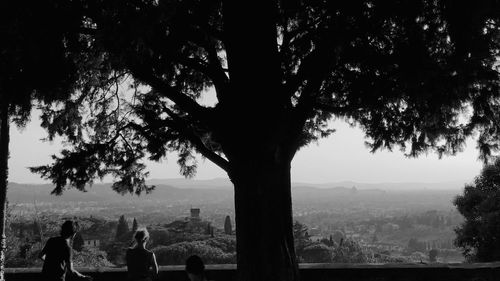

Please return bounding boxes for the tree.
[332,231,345,245]
[332,238,368,263]
[407,238,426,253]
[132,218,138,233]
[301,243,332,263]
[73,233,85,252]
[293,221,311,262]
[206,223,212,235]
[0,1,84,278]
[429,249,439,262]
[153,240,235,265]
[115,215,130,241]
[73,247,114,268]
[454,157,500,262]
[32,1,500,280]
[224,216,232,235]
[5,203,23,267]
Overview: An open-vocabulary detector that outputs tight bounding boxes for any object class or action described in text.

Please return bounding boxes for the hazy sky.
[9,110,483,186]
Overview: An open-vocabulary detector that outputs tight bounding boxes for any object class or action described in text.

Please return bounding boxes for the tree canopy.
[115,215,130,241]
[1,0,83,120]
[454,157,500,262]
[32,0,500,194]
[224,216,232,235]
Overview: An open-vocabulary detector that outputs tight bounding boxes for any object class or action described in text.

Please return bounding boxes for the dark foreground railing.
[6,262,500,281]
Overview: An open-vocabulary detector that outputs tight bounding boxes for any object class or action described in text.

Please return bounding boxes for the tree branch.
[285,44,341,152]
[181,27,230,103]
[131,69,212,124]
[176,56,229,101]
[161,106,230,172]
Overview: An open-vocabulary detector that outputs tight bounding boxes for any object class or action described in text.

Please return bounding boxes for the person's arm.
[67,261,86,278]
[65,245,87,278]
[125,249,131,270]
[151,252,159,276]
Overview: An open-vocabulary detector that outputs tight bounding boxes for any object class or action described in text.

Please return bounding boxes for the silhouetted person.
[126,228,159,281]
[39,220,90,281]
[186,255,210,281]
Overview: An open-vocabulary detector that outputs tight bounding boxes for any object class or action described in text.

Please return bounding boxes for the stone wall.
[6,263,500,281]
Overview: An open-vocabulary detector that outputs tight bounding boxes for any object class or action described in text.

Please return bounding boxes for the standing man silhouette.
[39,220,90,281]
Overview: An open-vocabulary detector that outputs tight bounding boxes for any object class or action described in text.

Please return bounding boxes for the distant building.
[165,208,212,234]
[83,235,100,248]
[381,223,400,232]
[308,227,321,236]
[190,208,201,221]
[84,239,100,248]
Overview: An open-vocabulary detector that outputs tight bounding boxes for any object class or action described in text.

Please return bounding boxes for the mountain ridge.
[6,178,464,204]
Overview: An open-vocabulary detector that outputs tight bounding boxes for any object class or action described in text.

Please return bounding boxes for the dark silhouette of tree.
[32,1,500,280]
[332,238,368,263]
[454,158,500,262]
[319,237,334,247]
[293,221,311,262]
[32,220,43,242]
[224,216,232,235]
[153,240,235,265]
[115,215,130,241]
[429,249,438,262]
[408,238,426,253]
[206,223,212,235]
[301,243,333,263]
[0,0,85,277]
[73,233,85,252]
[332,230,345,245]
[132,218,138,233]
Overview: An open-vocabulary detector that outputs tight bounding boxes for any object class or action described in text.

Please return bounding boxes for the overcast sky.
[9,110,483,186]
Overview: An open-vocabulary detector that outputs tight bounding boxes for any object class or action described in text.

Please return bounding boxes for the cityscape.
[6,179,466,268]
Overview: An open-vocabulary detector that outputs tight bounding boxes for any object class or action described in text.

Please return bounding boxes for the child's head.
[134,228,149,243]
[60,220,78,238]
[186,255,205,278]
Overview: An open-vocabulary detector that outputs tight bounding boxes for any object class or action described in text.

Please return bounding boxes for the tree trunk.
[0,102,9,281]
[220,1,300,280]
[230,157,299,281]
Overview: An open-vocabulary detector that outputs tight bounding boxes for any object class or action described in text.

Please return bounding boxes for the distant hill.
[147,178,467,191]
[147,177,232,189]
[6,178,463,207]
[294,180,468,191]
[6,182,233,204]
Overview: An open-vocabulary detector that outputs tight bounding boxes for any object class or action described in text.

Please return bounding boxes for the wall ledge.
[6,262,500,273]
